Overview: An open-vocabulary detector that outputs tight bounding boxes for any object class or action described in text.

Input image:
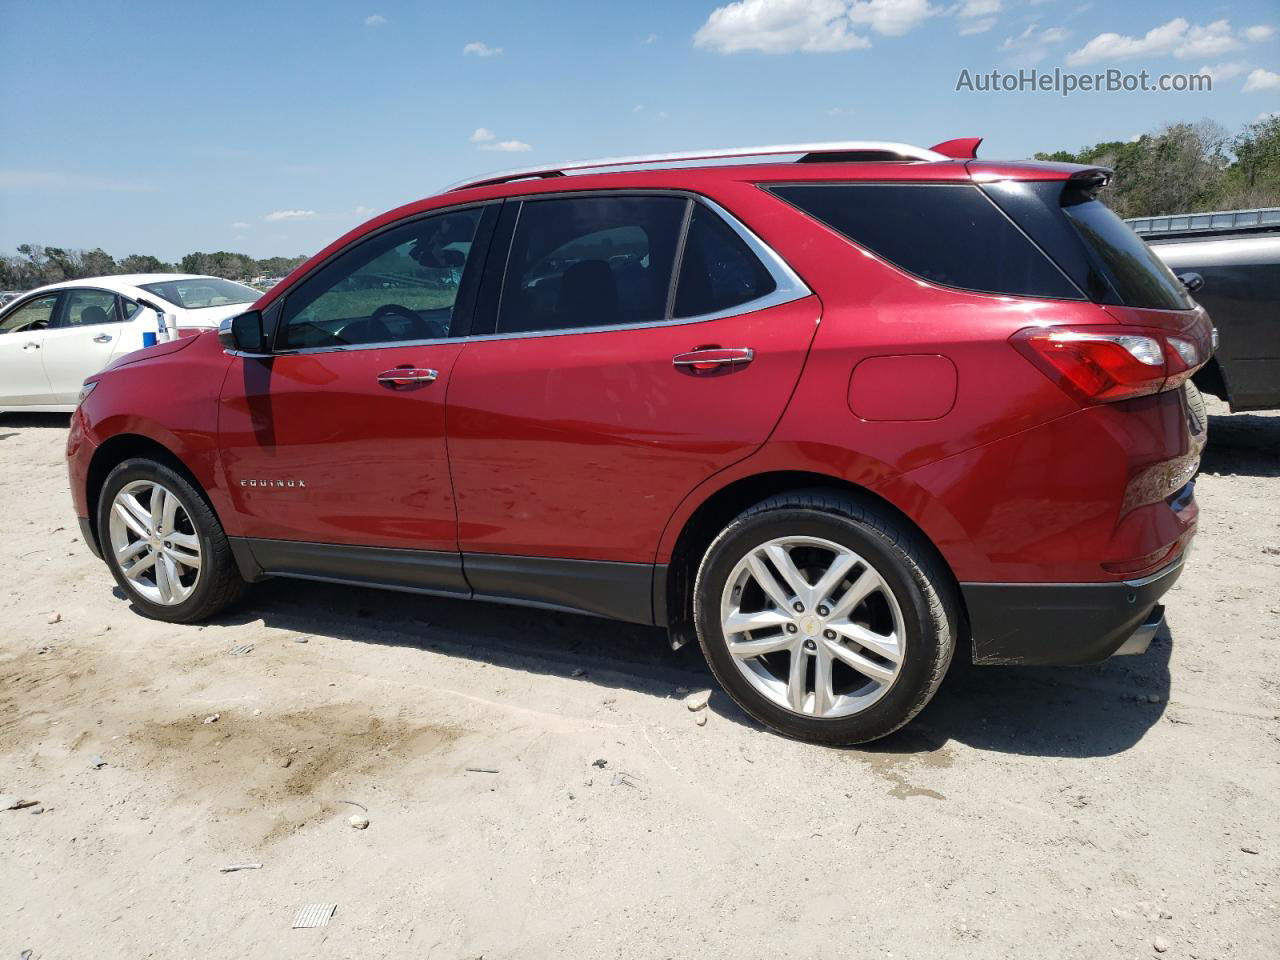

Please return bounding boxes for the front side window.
[0,294,59,333]
[140,277,260,309]
[280,208,484,349]
[674,204,777,318]
[497,195,687,335]
[57,289,121,327]
[769,183,1082,300]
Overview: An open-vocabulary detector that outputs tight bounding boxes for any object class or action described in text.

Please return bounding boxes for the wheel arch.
[85,434,215,555]
[658,469,966,647]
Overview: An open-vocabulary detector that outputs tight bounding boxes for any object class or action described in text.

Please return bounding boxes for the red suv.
[66,139,1212,744]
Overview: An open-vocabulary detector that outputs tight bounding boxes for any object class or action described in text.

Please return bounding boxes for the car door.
[445,193,819,619]
[0,292,61,407]
[217,203,497,595]
[40,288,127,403]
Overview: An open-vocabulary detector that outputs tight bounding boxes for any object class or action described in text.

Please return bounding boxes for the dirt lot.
[2,401,1278,960]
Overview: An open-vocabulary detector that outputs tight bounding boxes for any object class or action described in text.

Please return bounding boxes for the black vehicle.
[1129,208,1280,411]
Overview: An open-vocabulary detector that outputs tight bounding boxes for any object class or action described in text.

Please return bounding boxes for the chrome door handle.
[377,367,438,387]
[93,333,113,343]
[673,347,754,373]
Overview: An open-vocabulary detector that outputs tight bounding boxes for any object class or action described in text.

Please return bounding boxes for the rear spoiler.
[930,137,983,159]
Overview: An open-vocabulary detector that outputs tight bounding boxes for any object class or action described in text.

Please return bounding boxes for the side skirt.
[230,538,658,625]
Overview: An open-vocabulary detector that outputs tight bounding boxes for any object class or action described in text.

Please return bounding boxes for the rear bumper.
[962,555,1185,666]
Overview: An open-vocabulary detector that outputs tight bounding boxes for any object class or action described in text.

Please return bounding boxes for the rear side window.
[1060,199,1192,311]
[769,183,1082,300]
[56,288,121,327]
[497,195,687,334]
[674,204,776,318]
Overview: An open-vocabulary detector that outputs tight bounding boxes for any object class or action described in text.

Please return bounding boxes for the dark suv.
[67,139,1212,744]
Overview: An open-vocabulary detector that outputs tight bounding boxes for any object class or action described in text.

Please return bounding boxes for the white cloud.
[364,14,386,26]
[1243,67,1280,92]
[633,104,645,112]
[848,0,937,37]
[694,0,871,53]
[644,32,659,44]
[463,41,503,57]
[264,209,316,222]
[959,16,996,35]
[231,221,251,230]
[469,127,496,143]
[353,206,375,216]
[954,0,1000,18]
[1243,24,1275,43]
[480,140,532,152]
[1000,23,1069,63]
[1197,61,1248,84]
[1065,18,1271,66]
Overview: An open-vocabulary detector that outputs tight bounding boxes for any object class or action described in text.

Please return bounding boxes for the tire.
[97,457,246,623]
[692,491,957,745]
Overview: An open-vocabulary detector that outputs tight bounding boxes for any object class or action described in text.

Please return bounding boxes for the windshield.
[1061,199,1193,311]
[140,278,261,309]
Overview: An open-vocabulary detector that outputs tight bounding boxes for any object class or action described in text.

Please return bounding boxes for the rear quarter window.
[768,183,1082,301]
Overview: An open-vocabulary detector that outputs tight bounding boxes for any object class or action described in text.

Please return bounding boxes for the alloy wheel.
[719,535,905,718]
[107,480,203,605]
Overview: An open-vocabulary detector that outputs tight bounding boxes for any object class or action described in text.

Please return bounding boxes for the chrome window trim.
[259,192,812,357]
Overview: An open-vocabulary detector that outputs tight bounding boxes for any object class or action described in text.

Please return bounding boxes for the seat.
[556,260,620,328]
[78,305,110,326]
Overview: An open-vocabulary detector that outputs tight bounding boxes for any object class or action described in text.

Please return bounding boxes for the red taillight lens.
[1011,324,1206,404]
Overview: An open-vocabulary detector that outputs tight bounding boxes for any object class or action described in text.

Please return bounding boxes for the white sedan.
[0,274,261,413]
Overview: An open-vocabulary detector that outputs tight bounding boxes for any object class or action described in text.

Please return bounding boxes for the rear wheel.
[98,458,245,623]
[693,491,957,745]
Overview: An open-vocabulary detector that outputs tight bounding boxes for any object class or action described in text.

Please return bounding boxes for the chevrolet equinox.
[66,138,1212,744]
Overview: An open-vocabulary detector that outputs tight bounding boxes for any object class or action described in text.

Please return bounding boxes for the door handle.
[23,342,40,350]
[93,333,113,343]
[377,367,439,387]
[673,347,754,373]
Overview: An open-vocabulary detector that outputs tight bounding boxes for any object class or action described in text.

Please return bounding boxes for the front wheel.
[97,457,246,623]
[693,491,957,745]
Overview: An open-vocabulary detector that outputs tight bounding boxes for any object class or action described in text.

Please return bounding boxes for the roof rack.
[1126,206,1280,237]
[444,140,953,192]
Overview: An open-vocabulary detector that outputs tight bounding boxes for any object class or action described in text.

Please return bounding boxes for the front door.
[217,204,496,593]
[0,293,60,407]
[41,288,127,403]
[445,194,819,616]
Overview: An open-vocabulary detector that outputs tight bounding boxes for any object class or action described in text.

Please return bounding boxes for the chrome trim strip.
[257,195,813,357]
[443,140,949,192]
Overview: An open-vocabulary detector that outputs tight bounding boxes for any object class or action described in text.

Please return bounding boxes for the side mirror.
[219,310,267,354]
[1178,272,1204,294]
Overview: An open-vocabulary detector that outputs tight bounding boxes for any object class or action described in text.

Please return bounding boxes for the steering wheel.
[369,303,447,341]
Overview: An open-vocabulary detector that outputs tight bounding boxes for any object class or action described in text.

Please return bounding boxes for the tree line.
[1035,115,1280,218]
[3,115,1277,292]
[0,245,309,292]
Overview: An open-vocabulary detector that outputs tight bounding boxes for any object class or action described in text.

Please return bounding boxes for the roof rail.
[1126,206,1280,236]
[443,140,952,192]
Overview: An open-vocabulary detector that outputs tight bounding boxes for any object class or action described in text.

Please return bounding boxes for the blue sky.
[1,0,1275,260]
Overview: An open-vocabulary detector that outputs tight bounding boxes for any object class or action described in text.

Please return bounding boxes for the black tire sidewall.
[694,506,949,745]
[97,459,225,622]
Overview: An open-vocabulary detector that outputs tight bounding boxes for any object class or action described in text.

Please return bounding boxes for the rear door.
[445,193,819,617]
[0,292,60,406]
[41,287,126,402]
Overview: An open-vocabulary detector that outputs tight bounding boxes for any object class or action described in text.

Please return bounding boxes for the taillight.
[1011,324,1206,404]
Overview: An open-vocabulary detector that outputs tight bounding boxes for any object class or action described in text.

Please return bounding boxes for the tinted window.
[0,294,59,333]
[770,183,1081,300]
[140,278,260,309]
[56,289,120,327]
[280,208,484,349]
[674,205,776,318]
[1061,199,1192,311]
[119,297,141,320]
[497,195,687,334]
